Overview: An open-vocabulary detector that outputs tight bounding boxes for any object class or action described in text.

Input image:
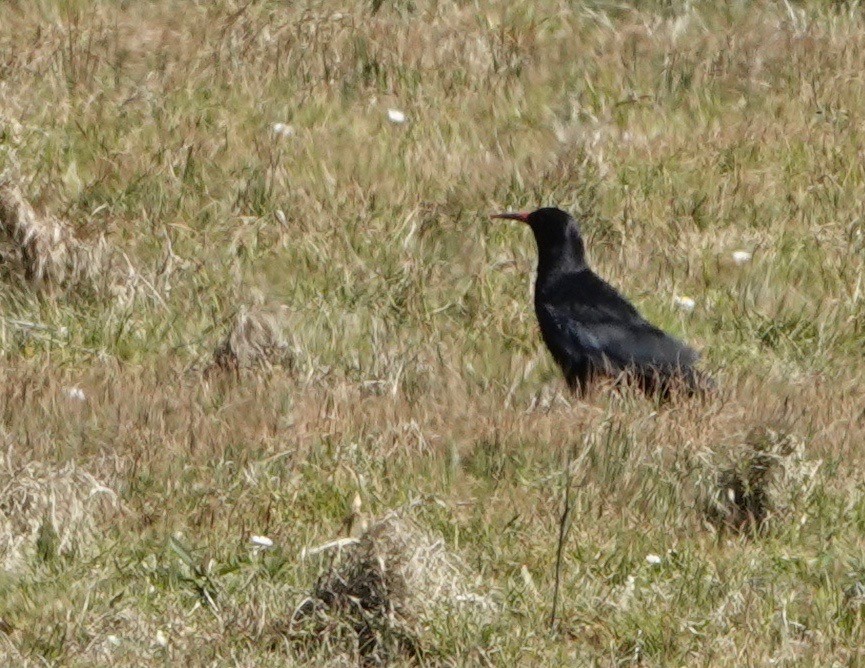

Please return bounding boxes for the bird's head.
[491,207,586,271]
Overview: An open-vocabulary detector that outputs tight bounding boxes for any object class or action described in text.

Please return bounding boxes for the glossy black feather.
[502,207,709,396]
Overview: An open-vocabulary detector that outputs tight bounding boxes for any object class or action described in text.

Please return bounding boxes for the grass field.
[2,0,865,664]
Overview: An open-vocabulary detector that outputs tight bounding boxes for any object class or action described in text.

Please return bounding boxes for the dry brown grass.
[0,459,117,572]
[0,180,108,291]
[1,0,865,665]
[210,306,294,376]
[292,508,493,665]
[699,425,822,534]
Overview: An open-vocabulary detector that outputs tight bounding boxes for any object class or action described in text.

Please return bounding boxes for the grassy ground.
[2,0,865,664]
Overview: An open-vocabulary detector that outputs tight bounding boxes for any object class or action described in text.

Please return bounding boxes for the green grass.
[2,0,865,664]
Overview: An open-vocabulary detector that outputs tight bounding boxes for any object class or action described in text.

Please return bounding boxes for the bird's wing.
[538,271,699,375]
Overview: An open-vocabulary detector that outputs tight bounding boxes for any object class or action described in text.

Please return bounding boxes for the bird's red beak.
[491,211,531,223]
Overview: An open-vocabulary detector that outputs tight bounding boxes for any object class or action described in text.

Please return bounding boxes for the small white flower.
[673,295,696,312]
[645,553,662,565]
[64,387,86,401]
[271,122,295,138]
[732,250,752,265]
[387,108,407,124]
[155,630,168,648]
[107,635,121,647]
[251,535,274,549]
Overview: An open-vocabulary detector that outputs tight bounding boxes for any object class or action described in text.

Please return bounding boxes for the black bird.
[492,207,710,397]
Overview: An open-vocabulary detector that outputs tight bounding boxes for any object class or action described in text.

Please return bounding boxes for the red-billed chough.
[492,207,711,397]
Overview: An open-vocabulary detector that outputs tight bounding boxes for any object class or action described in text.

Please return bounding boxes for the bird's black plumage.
[493,207,709,397]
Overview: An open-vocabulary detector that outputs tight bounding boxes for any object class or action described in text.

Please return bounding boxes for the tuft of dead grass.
[0,179,113,294]
[698,426,821,534]
[291,509,494,665]
[210,307,294,376]
[0,460,118,571]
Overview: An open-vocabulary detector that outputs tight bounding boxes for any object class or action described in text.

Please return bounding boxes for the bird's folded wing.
[540,302,698,374]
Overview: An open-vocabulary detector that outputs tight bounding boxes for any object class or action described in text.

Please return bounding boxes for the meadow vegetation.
[1,0,865,664]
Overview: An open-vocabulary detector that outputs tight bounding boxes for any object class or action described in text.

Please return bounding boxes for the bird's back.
[535,268,701,393]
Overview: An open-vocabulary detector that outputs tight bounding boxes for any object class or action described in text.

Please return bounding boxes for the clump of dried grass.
[698,426,821,534]
[0,460,118,571]
[0,179,113,293]
[291,510,494,665]
[210,307,294,375]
